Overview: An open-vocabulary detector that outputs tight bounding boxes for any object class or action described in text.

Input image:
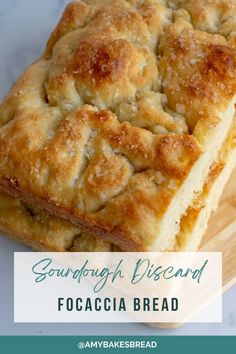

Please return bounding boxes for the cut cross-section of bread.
[0,1,236,251]
[175,119,236,252]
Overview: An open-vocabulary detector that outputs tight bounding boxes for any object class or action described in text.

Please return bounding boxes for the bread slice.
[0,1,236,251]
[1,116,235,253]
[176,121,236,252]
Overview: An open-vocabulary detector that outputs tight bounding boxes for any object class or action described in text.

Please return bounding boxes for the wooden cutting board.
[200,167,236,292]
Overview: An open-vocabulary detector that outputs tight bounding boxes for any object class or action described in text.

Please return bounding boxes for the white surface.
[0,0,235,336]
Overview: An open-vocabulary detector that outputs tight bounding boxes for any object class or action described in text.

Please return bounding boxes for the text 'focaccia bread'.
[0,0,236,251]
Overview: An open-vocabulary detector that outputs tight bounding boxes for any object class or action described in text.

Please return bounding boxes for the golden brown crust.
[0,0,236,251]
[159,17,236,132]
[45,1,95,58]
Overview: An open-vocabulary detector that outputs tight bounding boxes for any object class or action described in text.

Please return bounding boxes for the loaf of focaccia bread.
[0,0,236,251]
[0,116,235,253]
